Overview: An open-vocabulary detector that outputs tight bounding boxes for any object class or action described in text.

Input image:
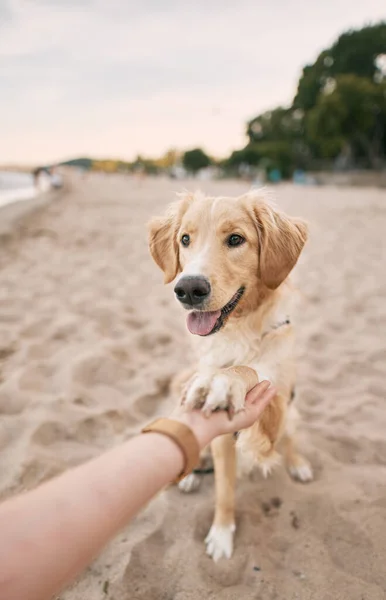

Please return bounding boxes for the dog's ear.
[148,198,188,284]
[246,195,308,289]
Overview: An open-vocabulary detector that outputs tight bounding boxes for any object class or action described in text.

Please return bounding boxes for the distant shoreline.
[0,193,49,240]
[0,187,37,209]
[0,182,65,241]
[0,171,37,209]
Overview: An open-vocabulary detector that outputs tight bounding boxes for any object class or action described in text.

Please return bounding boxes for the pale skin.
[0,381,275,600]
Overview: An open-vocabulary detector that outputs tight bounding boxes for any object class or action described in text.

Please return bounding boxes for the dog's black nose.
[174,276,211,307]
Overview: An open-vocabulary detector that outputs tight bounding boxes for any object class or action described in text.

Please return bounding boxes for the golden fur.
[148,189,312,561]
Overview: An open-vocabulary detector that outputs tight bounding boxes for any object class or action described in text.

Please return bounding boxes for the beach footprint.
[120,530,175,600]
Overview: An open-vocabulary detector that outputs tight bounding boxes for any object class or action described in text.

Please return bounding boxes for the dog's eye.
[181,234,190,247]
[227,234,245,247]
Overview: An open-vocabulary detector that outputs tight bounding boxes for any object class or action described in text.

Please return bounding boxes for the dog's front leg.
[181,366,257,559]
[205,432,236,561]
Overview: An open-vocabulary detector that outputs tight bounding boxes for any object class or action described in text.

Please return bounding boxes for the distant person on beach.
[33,166,62,193]
[33,166,52,193]
[50,166,63,189]
[0,381,274,600]
[32,166,43,187]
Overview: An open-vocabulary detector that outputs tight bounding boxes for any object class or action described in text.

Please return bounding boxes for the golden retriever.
[148,189,312,561]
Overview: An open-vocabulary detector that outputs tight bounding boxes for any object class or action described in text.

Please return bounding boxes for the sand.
[0,174,385,599]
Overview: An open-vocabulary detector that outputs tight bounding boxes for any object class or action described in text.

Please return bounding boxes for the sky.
[0,0,385,165]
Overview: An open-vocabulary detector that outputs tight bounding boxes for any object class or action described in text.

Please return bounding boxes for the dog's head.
[148,190,308,336]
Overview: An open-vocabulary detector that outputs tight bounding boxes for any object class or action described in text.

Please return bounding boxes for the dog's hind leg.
[282,403,313,483]
[236,390,285,476]
[283,434,313,482]
[178,445,212,493]
[178,472,201,493]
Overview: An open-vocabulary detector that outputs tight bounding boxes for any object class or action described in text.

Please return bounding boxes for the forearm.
[0,432,185,600]
[0,382,274,600]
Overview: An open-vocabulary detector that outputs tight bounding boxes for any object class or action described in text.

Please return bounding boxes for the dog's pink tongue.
[187,310,221,336]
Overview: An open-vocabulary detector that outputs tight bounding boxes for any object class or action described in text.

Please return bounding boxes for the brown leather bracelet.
[141,418,200,483]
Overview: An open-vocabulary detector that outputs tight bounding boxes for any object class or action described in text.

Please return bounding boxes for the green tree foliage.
[294,23,386,111]
[225,141,295,178]
[306,75,386,167]
[182,148,211,173]
[230,21,386,176]
[225,145,261,168]
[245,108,310,175]
[247,107,303,143]
[60,157,94,170]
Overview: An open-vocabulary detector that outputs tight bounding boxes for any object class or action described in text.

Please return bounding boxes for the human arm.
[0,380,275,600]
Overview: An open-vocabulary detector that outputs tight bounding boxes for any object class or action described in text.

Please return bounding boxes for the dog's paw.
[178,473,201,493]
[182,370,246,417]
[259,451,282,478]
[205,523,236,561]
[288,456,313,483]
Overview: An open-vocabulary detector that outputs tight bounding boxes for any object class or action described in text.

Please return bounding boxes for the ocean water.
[0,171,37,208]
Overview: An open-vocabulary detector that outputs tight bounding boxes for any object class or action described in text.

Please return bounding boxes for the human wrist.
[141,417,203,481]
[169,410,218,450]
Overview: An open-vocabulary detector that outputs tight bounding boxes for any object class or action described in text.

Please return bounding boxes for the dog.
[148,189,313,561]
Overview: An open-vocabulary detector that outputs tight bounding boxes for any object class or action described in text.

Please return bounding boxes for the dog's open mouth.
[186,287,245,336]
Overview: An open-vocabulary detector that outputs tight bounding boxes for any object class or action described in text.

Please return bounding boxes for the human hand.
[171,381,276,450]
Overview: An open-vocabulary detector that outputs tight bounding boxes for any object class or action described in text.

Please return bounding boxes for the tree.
[182,148,211,173]
[246,107,311,173]
[225,145,261,169]
[294,22,386,111]
[247,107,304,143]
[230,21,386,175]
[306,75,386,167]
[60,157,94,170]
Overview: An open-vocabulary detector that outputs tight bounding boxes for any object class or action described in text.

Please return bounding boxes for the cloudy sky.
[0,0,385,165]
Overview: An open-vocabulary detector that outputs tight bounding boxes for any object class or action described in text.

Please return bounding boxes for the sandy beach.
[0,174,385,599]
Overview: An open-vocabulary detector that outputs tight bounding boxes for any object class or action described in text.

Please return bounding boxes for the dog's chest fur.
[191,288,294,370]
[196,320,262,368]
